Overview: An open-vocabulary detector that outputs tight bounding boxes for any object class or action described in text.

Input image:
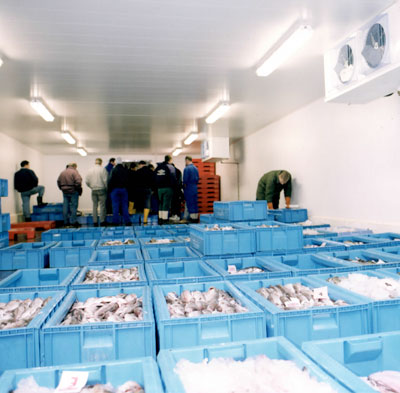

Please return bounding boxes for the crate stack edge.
[192,159,220,214]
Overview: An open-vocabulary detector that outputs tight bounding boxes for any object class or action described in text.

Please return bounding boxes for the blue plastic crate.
[0,270,14,280]
[130,213,142,224]
[138,236,188,248]
[299,222,331,229]
[41,228,76,242]
[263,253,358,276]
[0,241,56,270]
[0,357,163,393]
[308,270,400,333]
[302,238,347,253]
[360,232,400,246]
[302,331,400,393]
[48,212,64,221]
[317,249,400,271]
[324,234,390,250]
[33,203,63,214]
[303,228,338,238]
[238,220,303,252]
[49,240,97,267]
[89,248,144,265]
[101,228,135,239]
[153,281,265,349]
[73,227,103,240]
[134,228,171,238]
[323,226,373,237]
[146,259,222,285]
[189,224,256,256]
[31,212,50,221]
[366,244,400,258]
[0,213,10,232]
[200,213,218,223]
[142,245,201,263]
[271,208,308,223]
[0,179,8,197]
[0,290,66,372]
[41,286,155,366]
[77,214,94,225]
[235,277,371,348]
[97,237,140,249]
[213,200,268,221]
[71,264,147,289]
[167,227,190,236]
[204,256,293,281]
[0,232,9,248]
[0,267,80,292]
[158,336,349,393]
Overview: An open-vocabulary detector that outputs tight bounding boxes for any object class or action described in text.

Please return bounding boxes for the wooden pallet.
[9,227,36,240]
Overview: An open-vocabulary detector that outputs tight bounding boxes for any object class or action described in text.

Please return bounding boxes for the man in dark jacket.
[57,163,82,227]
[14,160,47,222]
[136,161,155,224]
[108,158,131,225]
[256,170,292,209]
[155,155,177,224]
[105,158,116,215]
[183,156,199,222]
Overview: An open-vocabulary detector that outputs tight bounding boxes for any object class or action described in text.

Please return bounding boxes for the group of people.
[13,155,200,227]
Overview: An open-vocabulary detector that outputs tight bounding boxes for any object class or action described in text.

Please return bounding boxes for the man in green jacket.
[256,170,292,209]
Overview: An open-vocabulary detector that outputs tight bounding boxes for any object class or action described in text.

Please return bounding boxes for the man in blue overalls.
[183,156,199,223]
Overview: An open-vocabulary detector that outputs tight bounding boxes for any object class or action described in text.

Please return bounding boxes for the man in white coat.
[85,158,108,226]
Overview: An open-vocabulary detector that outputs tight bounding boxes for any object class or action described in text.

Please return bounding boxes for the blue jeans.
[63,192,79,225]
[111,188,130,225]
[20,186,45,218]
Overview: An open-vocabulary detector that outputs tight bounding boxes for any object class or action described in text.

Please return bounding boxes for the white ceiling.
[0,0,394,155]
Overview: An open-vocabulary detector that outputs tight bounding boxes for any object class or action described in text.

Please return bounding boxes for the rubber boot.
[25,217,31,222]
[128,201,135,215]
[37,196,48,207]
[143,208,150,224]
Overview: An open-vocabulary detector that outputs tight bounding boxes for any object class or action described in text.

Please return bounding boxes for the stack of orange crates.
[192,159,220,213]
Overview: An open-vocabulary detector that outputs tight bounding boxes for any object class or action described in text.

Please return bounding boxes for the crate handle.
[311,312,339,338]
[82,330,114,362]
[199,320,230,342]
[205,343,246,361]
[344,338,383,363]
[39,270,59,281]
[166,262,184,274]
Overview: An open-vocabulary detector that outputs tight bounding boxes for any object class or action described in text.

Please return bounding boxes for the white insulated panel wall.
[232,94,400,231]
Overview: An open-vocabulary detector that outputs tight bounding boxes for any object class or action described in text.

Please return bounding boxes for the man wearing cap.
[183,156,199,222]
[256,170,292,209]
[14,160,47,222]
[57,163,82,227]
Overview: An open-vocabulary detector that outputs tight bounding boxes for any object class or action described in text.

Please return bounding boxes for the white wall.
[0,133,44,222]
[233,94,400,232]
[41,154,189,213]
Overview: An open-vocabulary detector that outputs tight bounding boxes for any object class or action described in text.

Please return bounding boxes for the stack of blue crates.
[5,197,400,392]
[0,178,9,248]
[32,203,63,221]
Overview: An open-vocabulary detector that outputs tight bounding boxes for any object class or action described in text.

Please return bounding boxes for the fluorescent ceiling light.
[172,147,182,157]
[30,98,55,122]
[0,57,3,67]
[256,24,313,77]
[183,131,199,145]
[205,101,230,124]
[77,147,87,156]
[61,130,76,145]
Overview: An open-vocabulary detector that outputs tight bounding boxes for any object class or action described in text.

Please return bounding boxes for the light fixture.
[0,57,3,67]
[183,131,199,145]
[61,130,76,145]
[172,147,182,157]
[77,146,87,156]
[256,23,313,77]
[30,98,55,122]
[205,101,230,124]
